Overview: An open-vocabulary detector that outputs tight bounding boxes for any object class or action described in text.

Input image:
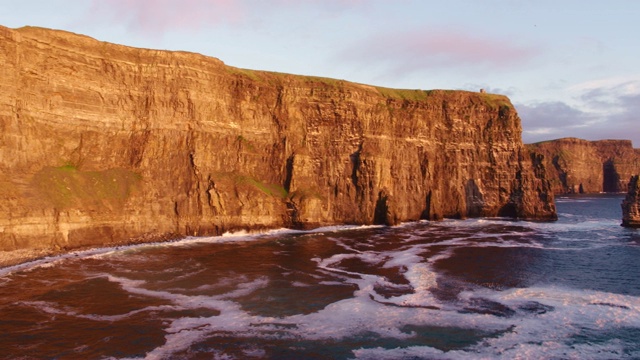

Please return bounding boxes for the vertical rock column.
[621,175,640,228]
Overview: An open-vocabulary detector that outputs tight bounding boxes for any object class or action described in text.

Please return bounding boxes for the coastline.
[0,232,184,270]
[1,191,637,359]
[0,248,59,269]
[0,218,526,272]
[0,223,393,272]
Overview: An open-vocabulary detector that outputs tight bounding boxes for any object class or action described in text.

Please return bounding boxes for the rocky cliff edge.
[527,138,640,194]
[0,25,557,260]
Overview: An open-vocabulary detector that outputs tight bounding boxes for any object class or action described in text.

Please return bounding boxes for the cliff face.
[622,175,640,228]
[0,25,556,254]
[527,138,640,194]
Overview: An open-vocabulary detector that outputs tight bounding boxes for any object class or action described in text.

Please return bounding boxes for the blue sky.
[2,0,639,145]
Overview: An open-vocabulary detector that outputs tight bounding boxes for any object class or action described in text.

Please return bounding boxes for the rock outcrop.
[622,175,640,228]
[0,25,557,256]
[527,138,640,194]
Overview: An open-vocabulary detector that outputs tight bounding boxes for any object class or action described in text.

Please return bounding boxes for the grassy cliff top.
[9,24,513,110]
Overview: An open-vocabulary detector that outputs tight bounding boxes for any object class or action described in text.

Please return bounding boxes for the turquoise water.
[0,194,639,359]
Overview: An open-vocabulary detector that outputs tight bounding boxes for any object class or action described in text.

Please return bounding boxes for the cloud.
[568,76,640,94]
[517,101,596,143]
[88,0,246,34]
[88,0,371,36]
[518,80,640,146]
[340,28,539,77]
[518,102,593,129]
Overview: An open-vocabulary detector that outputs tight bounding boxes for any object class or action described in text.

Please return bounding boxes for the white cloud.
[518,81,640,146]
[568,76,640,94]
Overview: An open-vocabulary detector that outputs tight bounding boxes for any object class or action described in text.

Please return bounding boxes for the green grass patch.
[214,172,288,199]
[236,135,256,153]
[226,67,262,81]
[478,93,512,110]
[227,67,349,89]
[298,75,345,87]
[375,87,432,101]
[241,177,288,199]
[32,166,141,209]
[57,162,79,172]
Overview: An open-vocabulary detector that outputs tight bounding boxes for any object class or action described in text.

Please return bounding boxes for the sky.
[1,0,639,146]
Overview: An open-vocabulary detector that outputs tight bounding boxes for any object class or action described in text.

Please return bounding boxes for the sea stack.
[622,175,640,228]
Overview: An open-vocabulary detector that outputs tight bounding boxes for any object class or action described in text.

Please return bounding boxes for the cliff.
[622,175,640,228]
[0,25,556,259]
[527,138,640,194]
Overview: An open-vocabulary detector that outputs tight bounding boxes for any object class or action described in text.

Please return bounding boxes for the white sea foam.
[114,263,640,360]
[0,246,125,277]
[350,283,640,359]
[0,224,386,278]
[451,286,640,358]
[556,198,595,203]
[353,346,466,360]
[19,298,182,323]
[126,232,640,360]
[3,200,638,359]
[352,340,634,360]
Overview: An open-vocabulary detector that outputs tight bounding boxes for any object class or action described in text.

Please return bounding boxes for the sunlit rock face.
[0,25,556,254]
[527,138,640,194]
[622,175,640,228]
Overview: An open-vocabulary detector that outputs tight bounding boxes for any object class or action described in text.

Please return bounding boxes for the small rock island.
[622,175,640,228]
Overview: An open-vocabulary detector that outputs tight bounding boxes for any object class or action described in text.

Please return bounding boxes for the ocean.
[1,194,639,359]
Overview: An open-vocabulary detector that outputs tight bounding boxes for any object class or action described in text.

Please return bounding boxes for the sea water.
[0,194,639,359]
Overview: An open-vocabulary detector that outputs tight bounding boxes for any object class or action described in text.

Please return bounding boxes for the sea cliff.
[527,138,640,194]
[0,25,556,261]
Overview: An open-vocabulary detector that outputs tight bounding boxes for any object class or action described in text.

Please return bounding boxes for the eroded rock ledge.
[622,175,640,228]
[0,25,556,257]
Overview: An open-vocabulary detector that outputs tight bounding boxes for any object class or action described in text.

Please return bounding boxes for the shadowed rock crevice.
[373,190,391,225]
[465,180,484,217]
[420,191,436,220]
[603,159,620,193]
[283,154,294,193]
[350,144,362,189]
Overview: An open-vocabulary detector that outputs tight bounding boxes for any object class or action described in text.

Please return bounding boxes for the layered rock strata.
[0,25,557,256]
[622,175,640,228]
[527,138,640,194]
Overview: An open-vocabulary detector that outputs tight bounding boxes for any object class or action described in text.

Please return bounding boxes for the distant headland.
[527,137,639,194]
